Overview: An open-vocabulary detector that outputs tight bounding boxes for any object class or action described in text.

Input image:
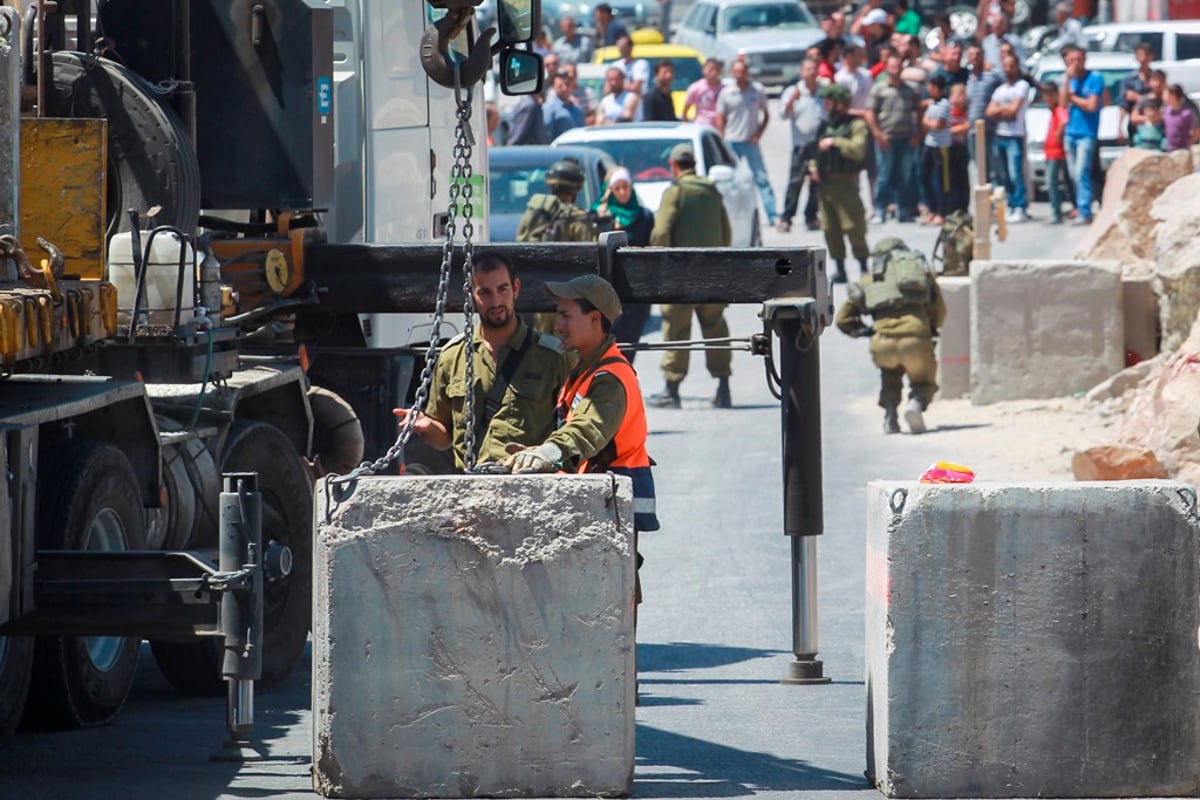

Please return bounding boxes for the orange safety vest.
[556,341,659,531]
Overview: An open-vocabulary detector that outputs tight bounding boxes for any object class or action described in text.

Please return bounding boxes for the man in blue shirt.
[1061,45,1107,225]
[543,71,586,139]
[593,4,629,47]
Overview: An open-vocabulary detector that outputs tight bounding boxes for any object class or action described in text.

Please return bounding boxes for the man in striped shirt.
[965,42,1003,186]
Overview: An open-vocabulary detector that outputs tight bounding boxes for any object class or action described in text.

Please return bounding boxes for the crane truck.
[0,0,831,746]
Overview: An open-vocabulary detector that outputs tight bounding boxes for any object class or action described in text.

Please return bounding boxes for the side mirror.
[496,0,540,44]
[708,164,735,183]
[499,48,544,95]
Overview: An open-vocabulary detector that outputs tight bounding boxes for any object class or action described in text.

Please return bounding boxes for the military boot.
[904,398,927,434]
[832,259,848,284]
[858,258,871,278]
[883,405,900,434]
[712,377,732,409]
[648,381,682,409]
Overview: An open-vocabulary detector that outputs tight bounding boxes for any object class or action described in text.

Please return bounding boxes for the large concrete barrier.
[936,276,970,399]
[866,481,1200,798]
[313,474,636,799]
[969,260,1123,404]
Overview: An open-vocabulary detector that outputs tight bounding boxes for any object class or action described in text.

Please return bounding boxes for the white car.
[1023,52,1133,200]
[1084,20,1200,62]
[551,122,762,246]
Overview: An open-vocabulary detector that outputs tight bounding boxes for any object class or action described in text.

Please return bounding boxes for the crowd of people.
[493,0,1199,234]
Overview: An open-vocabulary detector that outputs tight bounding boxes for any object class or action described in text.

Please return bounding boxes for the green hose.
[189,326,214,430]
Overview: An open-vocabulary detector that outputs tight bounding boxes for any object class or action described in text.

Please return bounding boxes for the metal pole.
[764,299,830,685]
[0,7,20,243]
[212,471,265,762]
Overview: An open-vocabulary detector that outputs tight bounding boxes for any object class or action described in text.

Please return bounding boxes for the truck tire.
[309,385,365,476]
[23,442,146,728]
[0,636,34,741]
[151,422,312,695]
[46,52,201,240]
[146,418,219,551]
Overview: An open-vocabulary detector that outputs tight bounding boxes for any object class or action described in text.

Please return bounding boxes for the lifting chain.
[325,80,480,509]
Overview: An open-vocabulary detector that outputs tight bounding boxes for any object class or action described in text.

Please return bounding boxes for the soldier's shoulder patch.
[534,333,565,353]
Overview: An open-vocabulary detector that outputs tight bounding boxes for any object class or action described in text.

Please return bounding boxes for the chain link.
[325,87,478,500]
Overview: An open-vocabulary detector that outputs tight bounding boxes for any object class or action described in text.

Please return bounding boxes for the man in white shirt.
[777,58,824,232]
[597,66,642,124]
[1048,2,1085,52]
[717,60,776,226]
[985,52,1031,221]
[835,44,876,192]
[613,35,650,97]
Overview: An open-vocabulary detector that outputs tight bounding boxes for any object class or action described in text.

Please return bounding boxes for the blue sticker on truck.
[316,77,332,115]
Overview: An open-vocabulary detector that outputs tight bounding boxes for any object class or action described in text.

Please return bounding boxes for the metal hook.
[419,9,496,94]
[889,487,908,515]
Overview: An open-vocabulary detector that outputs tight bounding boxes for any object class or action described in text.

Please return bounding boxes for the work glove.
[503,442,563,474]
[851,325,874,338]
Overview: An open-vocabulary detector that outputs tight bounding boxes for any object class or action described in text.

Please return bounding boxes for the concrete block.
[936,277,970,399]
[313,474,636,799]
[866,481,1200,798]
[969,260,1124,405]
[1123,275,1159,363]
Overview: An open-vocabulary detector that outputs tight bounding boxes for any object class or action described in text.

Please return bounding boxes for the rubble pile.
[1073,149,1200,483]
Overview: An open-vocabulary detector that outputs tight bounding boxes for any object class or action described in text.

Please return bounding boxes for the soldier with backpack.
[517,158,599,330]
[835,238,947,435]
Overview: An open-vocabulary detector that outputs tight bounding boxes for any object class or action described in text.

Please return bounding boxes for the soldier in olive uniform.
[812,83,871,285]
[647,142,735,409]
[394,251,566,470]
[517,158,598,332]
[836,238,947,435]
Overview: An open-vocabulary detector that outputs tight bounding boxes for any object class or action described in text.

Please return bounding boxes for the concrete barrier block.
[866,481,1200,798]
[1123,275,1159,363]
[936,277,970,399]
[313,474,636,799]
[969,260,1123,404]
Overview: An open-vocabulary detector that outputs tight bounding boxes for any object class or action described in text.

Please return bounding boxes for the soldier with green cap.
[812,82,871,285]
[647,142,735,409]
[835,237,946,435]
[517,158,599,331]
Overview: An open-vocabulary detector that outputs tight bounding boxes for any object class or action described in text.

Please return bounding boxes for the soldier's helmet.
[818,83,851,104]
[546,158,585,191]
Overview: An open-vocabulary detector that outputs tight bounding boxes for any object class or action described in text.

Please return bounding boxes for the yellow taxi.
[592,40,706,119]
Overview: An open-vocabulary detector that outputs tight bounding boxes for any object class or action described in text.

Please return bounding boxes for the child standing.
[1164,84,1197,152]
[921,74,951,225]
[947,83,971,215]
[1132,97,1167,150]
[1040,81,1073,225]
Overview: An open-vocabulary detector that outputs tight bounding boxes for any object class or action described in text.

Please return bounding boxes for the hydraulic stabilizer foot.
[781,658,831,685]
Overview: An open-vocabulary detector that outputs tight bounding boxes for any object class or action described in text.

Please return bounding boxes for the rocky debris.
[1097,311,1200,485]
[1076,148,1193,276]
[1071,445,1168,481]
[1152,173,1200,351]
[1084,355,1163,405]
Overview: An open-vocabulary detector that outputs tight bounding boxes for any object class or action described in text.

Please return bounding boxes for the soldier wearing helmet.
[517,158,599,330]
[835,237,946,434]
[812,81,871,285]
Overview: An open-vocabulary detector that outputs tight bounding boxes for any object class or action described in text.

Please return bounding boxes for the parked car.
[1023,52,1133,201]
[1084,20,1200,61]
[592,43,706,118]
[488,145,617,241]
[673,0,824,88]
[552,122,762,246]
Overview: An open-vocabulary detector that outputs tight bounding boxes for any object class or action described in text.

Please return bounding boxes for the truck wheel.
[146,418,219,551]
[152,422,312,695]
[23,442,146,728]
[47,52,201,239]
[0,636,34,740]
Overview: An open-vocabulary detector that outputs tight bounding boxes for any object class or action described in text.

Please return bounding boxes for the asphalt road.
[0,108,1092,799]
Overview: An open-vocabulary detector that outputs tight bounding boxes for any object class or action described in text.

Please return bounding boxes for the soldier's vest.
[517,194,595,242]
[816,116,866,177]
[864,243,934,316]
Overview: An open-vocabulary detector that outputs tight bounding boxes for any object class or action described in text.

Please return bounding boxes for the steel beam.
[303,242,828,315]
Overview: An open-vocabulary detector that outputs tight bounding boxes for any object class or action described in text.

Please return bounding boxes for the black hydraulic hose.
[126,211,147,343]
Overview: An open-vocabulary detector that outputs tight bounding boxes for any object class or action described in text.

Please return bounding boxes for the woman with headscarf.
[593,167,654,361]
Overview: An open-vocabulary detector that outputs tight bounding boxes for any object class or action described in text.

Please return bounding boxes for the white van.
[1084,21,1200,61]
